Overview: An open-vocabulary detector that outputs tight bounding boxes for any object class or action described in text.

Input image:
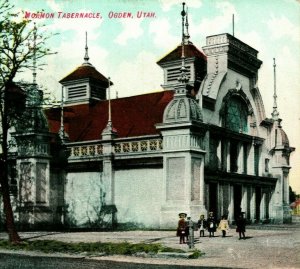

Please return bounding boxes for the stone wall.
[114,168,163,228]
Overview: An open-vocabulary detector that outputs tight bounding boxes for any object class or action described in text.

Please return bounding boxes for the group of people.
[176,211,246,244]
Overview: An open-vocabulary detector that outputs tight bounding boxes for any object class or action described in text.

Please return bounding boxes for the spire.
[272,58,279,121]
[32,22,37,84]
[184,6,190,45]
[102,77,117,139]
[107,77,112,124]
[83,31,92,66]
[178,2,189,85]
[58,85,69,143]
[232,14,235,37]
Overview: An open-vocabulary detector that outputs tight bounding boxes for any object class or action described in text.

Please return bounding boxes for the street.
[0,222,300,268]
[0,253,230,269]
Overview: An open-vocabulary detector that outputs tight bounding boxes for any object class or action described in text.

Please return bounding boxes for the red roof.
[59,64,111,85]
[157,44,207,64]
[46,90,174,141]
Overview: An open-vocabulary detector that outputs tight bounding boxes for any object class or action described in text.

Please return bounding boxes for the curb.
[156,252,194,259]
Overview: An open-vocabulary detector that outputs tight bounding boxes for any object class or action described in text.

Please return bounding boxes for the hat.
[179,213,187,218]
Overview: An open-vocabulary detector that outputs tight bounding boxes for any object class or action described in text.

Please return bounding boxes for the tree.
[0,0,55,243]
[289,186,296,204]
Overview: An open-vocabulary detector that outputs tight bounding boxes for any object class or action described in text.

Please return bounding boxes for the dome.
[278,128,290,147]
[163,96,202,123]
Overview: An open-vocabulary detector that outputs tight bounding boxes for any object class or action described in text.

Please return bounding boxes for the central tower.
[156,3,207,227]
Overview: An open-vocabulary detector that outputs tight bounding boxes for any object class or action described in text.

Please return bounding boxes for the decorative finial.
[84,31,89,63]
[178,2,189,84]
[232,14,235,37]
[102,76,117,138]
[184,7,190,45]
[108,77,111,124]
[59,85,68,142]
[32,22,37,84]
[272,58,279,120]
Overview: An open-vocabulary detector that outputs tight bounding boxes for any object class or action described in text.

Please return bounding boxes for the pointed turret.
[271,58,279,121]
[162,2,202,123]
[268,58,295,223]
[270,58,294,154]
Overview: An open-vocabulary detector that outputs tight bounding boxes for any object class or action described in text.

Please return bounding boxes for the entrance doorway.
[209,183,218,218]
[234,185,242,220]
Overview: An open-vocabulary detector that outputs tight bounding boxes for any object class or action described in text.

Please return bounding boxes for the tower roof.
[46,90,174,141]
[157,44,206,65]
[60,32,112,86]
[59,64,112,86]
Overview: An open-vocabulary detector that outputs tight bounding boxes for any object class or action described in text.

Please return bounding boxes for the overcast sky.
[11,0,300,194]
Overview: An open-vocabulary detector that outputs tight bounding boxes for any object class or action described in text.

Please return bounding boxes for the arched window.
[225,96,248,133]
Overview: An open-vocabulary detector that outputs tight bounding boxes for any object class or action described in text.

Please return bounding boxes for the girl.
[218,215,229,237]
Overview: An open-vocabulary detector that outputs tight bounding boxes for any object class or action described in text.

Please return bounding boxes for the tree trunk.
[0,84,21,244]
[0,161,21,244]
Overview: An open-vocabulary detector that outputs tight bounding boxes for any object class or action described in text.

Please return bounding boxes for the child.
[197,214,207,237]
[218,215,229,237]
[176,213,187,244]
[207,211,217,237]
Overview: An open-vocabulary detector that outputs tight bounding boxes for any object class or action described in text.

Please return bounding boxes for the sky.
[10,0,300,194]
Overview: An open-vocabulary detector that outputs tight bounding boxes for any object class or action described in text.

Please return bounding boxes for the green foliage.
[188,249,202,259]
[160,246,185,253]
[289,186,297,203]
[0,239,184,256]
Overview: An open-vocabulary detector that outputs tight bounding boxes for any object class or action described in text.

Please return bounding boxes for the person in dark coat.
[236,213,246,239]
[197,214,207,237]
[207,211,217,237]
[176,213,188,244]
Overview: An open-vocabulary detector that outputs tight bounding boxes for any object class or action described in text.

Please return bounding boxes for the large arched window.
[225,96,248,133]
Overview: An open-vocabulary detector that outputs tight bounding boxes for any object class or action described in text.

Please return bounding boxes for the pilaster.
[101,123,118,226]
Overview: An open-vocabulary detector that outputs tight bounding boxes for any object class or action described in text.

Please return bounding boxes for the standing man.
[236,212,246,239]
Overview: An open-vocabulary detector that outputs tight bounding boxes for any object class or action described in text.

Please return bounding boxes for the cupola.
[156,8,206,94]
[59,33,112,105]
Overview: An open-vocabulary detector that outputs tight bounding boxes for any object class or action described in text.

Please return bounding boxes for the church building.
[8,4,294,229]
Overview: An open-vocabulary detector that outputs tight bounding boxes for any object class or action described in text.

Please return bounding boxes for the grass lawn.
[0,239,201,258]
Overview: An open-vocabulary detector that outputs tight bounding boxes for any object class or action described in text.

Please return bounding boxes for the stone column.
[250,186,256,222]
[226,140,231,172]
[260,192,266,220]
[101,123,118,227]
[248,143,255,175]
[217,138,222,170]
[241,185,248,217]
[218,183,224,217]
[228,185,234,222]
[199,156,205,209]
[237,142,243,174]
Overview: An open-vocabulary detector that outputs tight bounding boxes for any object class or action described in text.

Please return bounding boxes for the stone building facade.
[6,8,294,229]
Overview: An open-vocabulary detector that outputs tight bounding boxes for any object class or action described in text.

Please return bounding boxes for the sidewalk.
[0,223,299,268]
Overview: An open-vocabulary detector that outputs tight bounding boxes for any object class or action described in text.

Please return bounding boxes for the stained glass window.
[225,97,248,133]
